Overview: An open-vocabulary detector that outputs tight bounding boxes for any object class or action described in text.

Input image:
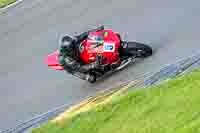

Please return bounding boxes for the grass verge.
[32,68,200,133]
[0,0,16,8]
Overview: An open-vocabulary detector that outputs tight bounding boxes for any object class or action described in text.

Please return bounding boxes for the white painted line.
[0,0,24,13]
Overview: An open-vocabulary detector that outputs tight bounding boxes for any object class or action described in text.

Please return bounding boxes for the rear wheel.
[122,41,152,58]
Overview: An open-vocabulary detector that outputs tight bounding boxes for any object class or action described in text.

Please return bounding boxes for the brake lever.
[94,42,104,48]
[90,42,104,49]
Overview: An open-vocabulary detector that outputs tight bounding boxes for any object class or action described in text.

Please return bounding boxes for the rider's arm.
[59,54,98,74]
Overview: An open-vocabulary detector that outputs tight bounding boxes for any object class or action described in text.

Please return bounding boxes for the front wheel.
[87,72,97,83]
[121,41,153,58]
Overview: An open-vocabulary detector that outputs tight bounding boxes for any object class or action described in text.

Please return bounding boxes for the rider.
[58,25,105,81]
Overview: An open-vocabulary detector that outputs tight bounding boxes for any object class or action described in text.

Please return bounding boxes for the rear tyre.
[122,41,152,58]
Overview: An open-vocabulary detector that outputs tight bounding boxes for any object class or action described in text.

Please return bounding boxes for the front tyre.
[86,73,97,83]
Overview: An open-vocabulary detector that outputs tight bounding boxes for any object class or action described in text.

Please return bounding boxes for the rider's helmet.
[60,35,74,56]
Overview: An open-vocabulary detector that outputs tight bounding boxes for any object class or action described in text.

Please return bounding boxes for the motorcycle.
[45,29,152,83]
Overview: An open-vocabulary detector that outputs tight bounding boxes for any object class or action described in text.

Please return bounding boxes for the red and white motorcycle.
[45,29,152,83]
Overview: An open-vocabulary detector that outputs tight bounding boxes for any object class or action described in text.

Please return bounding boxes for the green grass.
[0,0,16,8]
[32,68,200,133]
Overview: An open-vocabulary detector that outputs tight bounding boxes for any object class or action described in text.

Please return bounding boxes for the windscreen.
[88,34,104,43]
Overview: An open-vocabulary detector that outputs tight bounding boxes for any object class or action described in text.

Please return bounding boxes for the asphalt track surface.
[1,0,200,130]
